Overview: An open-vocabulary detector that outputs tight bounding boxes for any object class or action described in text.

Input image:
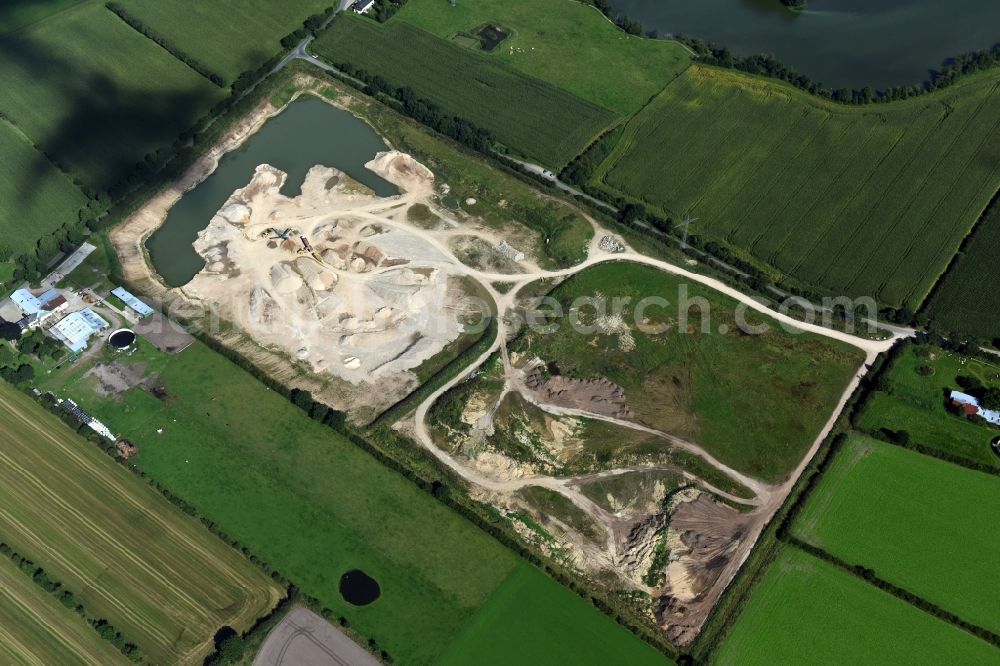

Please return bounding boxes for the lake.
[147,96,398,287]
[612,0,1000,90]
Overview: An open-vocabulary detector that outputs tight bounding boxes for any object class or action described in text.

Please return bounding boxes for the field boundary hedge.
[0,542,141,662]
[105,2,225,87]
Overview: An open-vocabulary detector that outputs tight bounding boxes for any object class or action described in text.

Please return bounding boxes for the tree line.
[0,542,141,661]
[105,2,226,87]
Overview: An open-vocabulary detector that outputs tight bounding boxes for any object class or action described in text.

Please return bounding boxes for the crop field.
[593,66,1000,307]
[435,564,670,666]
[511,262,864,481]
[0,1,224,193]
[793,435,1000,633]
[924,199,1000,343]
[857,343,1000,468]
[0,0,88,33]
[0,120,87,255]
[715,547,1000,664]
[0,382,282,663]
[0,554,129,665]
[312,16,617,168]
[393,0,690,116]
[114,0,332,83]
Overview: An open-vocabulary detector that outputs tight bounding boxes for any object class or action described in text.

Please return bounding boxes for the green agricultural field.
[0,382,282,663]
[393,0,690,116]
[435,564,670,666]
[924,200,1000,344]
[0,554,128,665]
[114,0,332,83]
[793,434,1000,633]
[512,262,864,481]
[0,120,87,256]
[0,0,87,33]
[715,547,1000,664]
[857,343,1000,468]
[0,1,224,193]
[312,16,617,168]
[593,65,1000,307]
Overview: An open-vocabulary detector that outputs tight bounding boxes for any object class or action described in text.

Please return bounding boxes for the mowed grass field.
[39,338,666,664]
[393,0,690,116]
[512,262,864,481]
[312,16,618,168]
[114,0,332,84]
[857,343,1000,468]
[715,547,1000,664]
[0,1,224,193]
[0,120,87,255]
[594,66,1000,307]
[435,564,670,666]
[0,382,282,663]
[0,0,87,33]
[792,435,1000,633]
[925,200,1000,343]
[0,554,129,665]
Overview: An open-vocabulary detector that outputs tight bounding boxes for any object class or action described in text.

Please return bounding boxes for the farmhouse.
[353,0,375,14]
[949,390,1000,426]
[50,308,110,353]
[11,288,69,330]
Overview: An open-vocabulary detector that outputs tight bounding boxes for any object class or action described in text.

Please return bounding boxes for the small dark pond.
[339,569,381,606]
[477,24,509,52]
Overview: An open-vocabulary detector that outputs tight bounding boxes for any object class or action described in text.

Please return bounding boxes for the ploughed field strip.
[792,434,1000,634]
[594,66,1000,307]
[0,382,282,664]
[714,547,1000,665]
[0,554,129,666]
[0,1,224,194]
[312,17,618,169]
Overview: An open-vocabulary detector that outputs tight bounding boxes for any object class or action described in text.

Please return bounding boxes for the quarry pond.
[146,96,398,287]
[613,0,1000,90]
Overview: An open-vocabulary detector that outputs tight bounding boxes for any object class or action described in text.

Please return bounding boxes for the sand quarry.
[180,152,472,383]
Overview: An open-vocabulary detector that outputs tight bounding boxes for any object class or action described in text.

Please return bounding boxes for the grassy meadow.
[857,343,1000,468]
[393,0,690,116]
[34,332,678,663]
[793,434,1000,633]
[593,66,1000,307]
[924,201,1000,344]
[0,1,224,193]
[114,0,332,83]
[715,547,1000,665]
[435,563,670,666]
[0,120,87,255]
[512,262,864,481]
[0,382,282,663]
[0,554,129,666]
[39,339,519,664]
[0,0,87,33]
[312,16,617,168]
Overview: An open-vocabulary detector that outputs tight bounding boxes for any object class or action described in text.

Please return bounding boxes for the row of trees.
[331,61,495,153]
[0,542,141,660]
[370,0,409,24]
[106,2,226,87]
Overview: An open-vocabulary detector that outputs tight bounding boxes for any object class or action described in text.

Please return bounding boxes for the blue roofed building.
[50,308,110,353]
